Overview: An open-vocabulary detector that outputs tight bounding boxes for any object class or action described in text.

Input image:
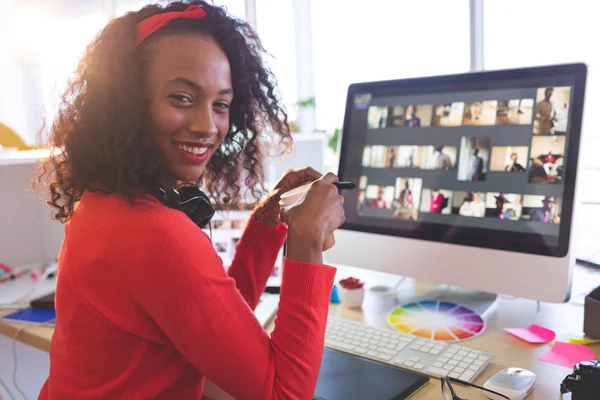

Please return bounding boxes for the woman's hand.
[286,173,346,264]
[252,167,322,228]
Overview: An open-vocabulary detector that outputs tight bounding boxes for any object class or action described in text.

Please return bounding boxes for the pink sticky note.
[539,342,595,368]
[505,324,556,344]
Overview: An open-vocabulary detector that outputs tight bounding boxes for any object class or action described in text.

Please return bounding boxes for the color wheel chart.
[387,300,485,342]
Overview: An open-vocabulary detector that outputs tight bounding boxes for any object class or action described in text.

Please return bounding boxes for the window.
[311,0,470,132]
[38,14,108,137]
[256,0,298,124]
[0,2,107,144]
[484,0,600,201]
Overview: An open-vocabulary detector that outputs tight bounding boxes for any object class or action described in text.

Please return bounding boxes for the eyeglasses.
[441,376,510,400]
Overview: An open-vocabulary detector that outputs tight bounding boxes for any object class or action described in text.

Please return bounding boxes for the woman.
[459,192,485,217]
[37,2,345,399]
[493,194,513,219]
[404,104,421,127]
[430,189,445,213]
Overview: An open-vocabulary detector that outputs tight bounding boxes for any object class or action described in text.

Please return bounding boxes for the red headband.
[135,5,207,47]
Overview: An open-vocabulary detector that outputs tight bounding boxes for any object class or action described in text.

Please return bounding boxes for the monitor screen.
[338,64,586,257]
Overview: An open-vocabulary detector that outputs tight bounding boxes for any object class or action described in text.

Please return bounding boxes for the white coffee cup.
[279,183,336,251]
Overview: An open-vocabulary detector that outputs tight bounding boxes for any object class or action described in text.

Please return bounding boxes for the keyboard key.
[468,365,479,371]
[410,345,421,351]
[413,363,424,370]
[382,332,391,337]
[416,340,426,345]
[464,357,476,363]
[449,372,461,379]
[471,350,482,354]
[452,355,464,362]
[409,356,420,362]
[367,350,379,357]
[368,345,378,350]
[439,357,449,363]
[393,359,405,365]
[434,362,444,368]
[326,340,354,351]
[377,353,393,361]
[386,343,396,350]
[448,360,459,366]
[459,370,476,382]
[395,343,406,351]
[354,347,368,354]
[434,345,445,351]
[389,340,398,346]
[474,360,484,366]
[404,361,415,367]
[380,348,397,356]
[351,341,360,346]
[453,367,465,374]
[426,366,450,377]
[429,349,440,355]
[400,337,412,343]
[447,348,458,354]
[459,362,470,369]
[478,355,489,362]
[457,351,468,357]
[380,338,389,344]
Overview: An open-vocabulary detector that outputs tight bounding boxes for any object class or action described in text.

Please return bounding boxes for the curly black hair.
[38,0,291,222]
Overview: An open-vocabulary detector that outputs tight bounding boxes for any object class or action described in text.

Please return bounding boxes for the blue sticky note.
[330,284,340,304]
[2,308,56,324]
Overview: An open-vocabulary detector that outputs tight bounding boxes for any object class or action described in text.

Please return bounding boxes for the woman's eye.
[215,102,230,109]
[169,94,192,104]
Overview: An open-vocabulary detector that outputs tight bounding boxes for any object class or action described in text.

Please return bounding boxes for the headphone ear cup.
[176,186,215,229]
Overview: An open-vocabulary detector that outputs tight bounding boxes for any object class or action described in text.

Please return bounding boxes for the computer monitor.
[326,63,587,303]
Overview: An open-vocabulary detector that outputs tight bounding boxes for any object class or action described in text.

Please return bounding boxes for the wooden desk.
[2,265,600,400]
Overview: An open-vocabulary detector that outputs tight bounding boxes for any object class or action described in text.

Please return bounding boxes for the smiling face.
[146,34,233,182]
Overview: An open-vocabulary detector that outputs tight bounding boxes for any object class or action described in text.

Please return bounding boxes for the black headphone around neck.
[152,186,215,229]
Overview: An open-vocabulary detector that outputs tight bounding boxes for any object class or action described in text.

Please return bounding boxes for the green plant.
[328,128,340,153]
[296,96,316,109]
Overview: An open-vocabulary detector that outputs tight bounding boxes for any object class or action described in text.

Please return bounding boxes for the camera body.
[560,361,600,400]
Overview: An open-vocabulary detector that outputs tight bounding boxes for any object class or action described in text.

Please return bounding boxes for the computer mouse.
[484,367,536,400]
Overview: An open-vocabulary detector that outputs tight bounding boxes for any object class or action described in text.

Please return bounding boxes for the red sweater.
[39,190,336,400]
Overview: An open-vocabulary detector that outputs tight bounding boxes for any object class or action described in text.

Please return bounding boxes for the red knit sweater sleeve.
[226,218,287,310]
[130,213,335,400]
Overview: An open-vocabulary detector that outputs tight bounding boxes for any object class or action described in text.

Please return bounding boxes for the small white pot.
[338,287,364,309]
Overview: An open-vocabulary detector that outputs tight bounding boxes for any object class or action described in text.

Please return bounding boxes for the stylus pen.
[333,182,356,190]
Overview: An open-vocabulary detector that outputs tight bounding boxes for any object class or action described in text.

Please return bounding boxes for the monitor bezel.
[337,63,587,258]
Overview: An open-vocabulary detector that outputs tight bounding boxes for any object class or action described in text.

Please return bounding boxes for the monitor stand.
[372,278,498,318]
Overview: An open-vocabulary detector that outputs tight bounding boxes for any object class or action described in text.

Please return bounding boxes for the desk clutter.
[325,276,600,399]
[2,307,56,325]
[387,300,486,342]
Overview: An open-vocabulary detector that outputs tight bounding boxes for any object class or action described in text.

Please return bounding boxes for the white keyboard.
[325,315,494,383]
